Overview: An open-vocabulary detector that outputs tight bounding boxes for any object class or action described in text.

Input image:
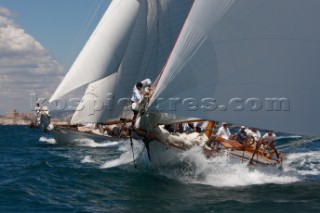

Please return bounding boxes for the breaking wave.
[81,155,96,164]
[156,147,300,187]
[277,137,320,150]
[72,138,123,148]
[100,140,144,169]
[282,151,320,176]
[39,136,56,144]
[276,135,302,140]
[97,141,320,187]
[67,135,319,187]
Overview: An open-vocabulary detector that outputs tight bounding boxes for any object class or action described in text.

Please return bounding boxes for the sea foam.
[156,147,300,187]
[39,136,56,144]
[100,140,144,169]
[72,138,123,148]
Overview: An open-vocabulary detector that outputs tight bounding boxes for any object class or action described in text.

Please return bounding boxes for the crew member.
[236,126,247,144]
[216,122,231,139]
[131,79,152,125]
[262,130,280,159]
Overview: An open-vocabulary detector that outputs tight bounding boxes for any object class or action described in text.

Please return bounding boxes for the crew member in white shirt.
[131,79,151,125]
[262,130,280,159]
[216,122,231,140]
[247,127,261,142]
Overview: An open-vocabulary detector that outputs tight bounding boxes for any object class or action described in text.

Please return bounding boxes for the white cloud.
[0,7,64,114]
[0,7,14,17]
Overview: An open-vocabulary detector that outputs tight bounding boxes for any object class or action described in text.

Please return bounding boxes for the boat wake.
[39,136,56,144]
[100,140,144,169]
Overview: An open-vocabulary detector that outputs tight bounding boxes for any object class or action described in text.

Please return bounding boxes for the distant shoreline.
[0,118,68,126]
[0,118,32,125]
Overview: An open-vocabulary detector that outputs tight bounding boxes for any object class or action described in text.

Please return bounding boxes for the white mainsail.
[71,0,194,124]
[149,0,320,136]
[50,0,140,102]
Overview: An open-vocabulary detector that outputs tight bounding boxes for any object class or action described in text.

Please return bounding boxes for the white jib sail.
[150,0,320,136]
[71,0,149,124]
[49,0,140,102]
[70,73,118,124]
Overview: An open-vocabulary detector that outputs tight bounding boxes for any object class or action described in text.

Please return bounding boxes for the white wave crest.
[156,147,300,187]
[100,140,144,169]
[39,136,56,144]
[277,137,319,150]
[81,155,96,164]
[282,151,320,176]
[72,138,123,148]
[276,135,302,140]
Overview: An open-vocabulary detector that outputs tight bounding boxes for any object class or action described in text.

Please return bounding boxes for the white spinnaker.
[49,0,140,102]
[71,0,194,124]
[150,0,320,136]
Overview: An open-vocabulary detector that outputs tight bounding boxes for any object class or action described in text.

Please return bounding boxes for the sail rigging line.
[136,111,161,163]
[148,0,195,104]
[142,136,152,162]
[139,107,173,164]
[63,1,106,69]
[129,129,137,169]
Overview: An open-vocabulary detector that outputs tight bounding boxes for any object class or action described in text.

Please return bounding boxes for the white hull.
[144,140,183,166]
[51,126,122,145]
[137,116,282,167]
[143,139,282,167]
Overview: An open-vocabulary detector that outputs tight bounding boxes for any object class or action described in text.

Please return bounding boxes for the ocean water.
[0,125,319,213]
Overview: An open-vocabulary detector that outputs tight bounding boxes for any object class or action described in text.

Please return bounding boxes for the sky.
[0,0,111,114]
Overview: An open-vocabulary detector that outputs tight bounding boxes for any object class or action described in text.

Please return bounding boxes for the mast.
[205,121,215,138]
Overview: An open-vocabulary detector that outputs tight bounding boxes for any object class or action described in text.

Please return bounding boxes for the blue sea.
[0,125,319,213]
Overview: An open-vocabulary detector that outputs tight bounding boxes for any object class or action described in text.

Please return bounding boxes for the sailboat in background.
[49,0,194,144]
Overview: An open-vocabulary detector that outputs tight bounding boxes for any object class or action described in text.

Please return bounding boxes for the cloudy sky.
[0,0,110,114]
